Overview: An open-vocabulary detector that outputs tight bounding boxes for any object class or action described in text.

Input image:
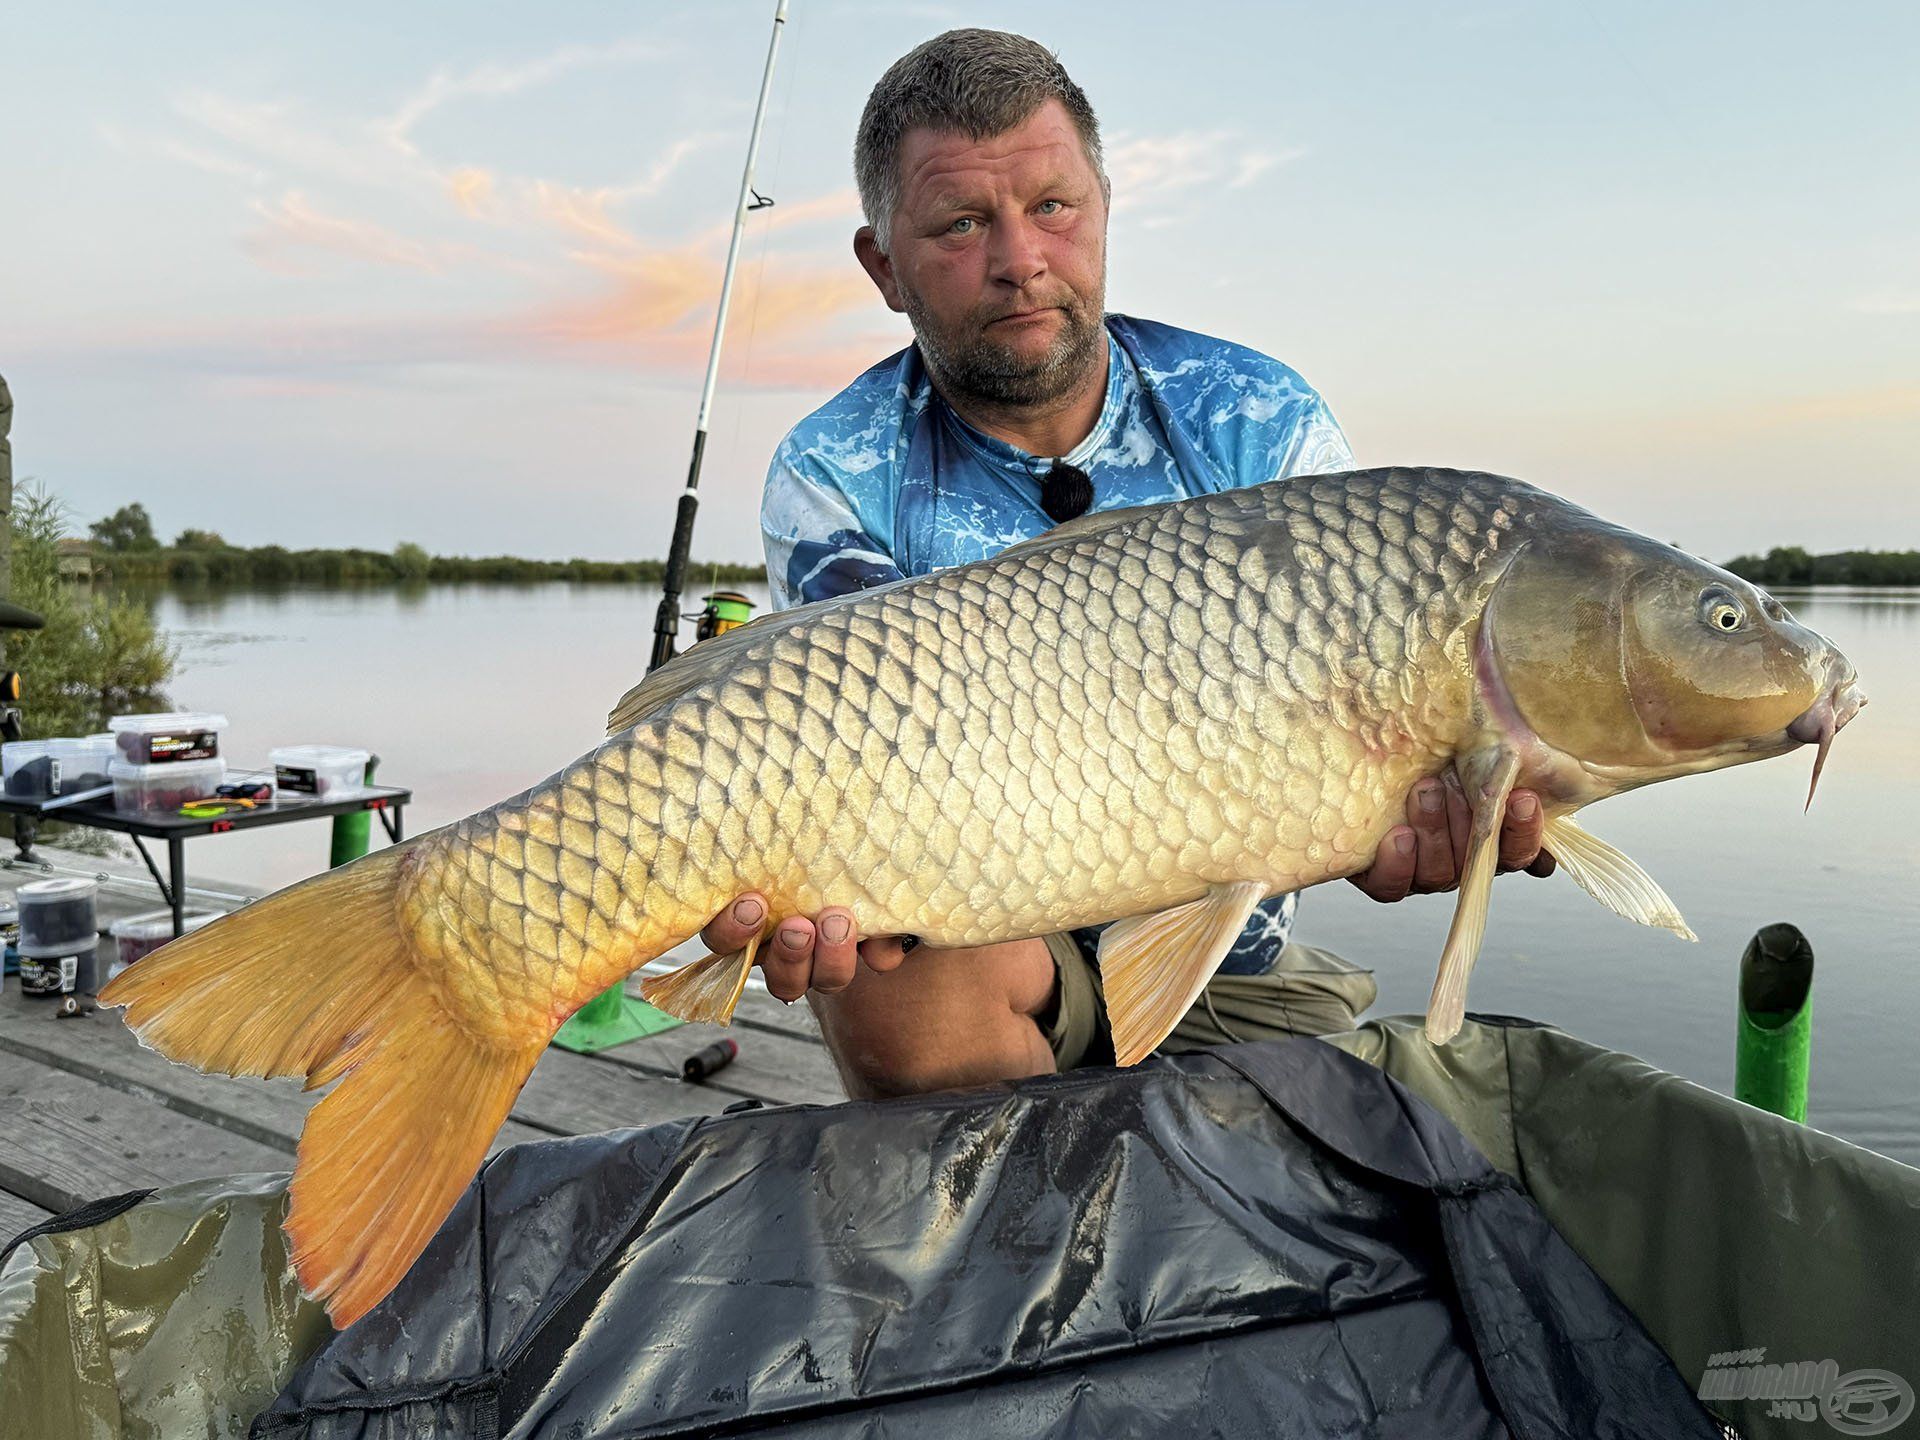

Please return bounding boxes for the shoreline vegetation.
[81,503,765,587]
[1724,546,1920,587]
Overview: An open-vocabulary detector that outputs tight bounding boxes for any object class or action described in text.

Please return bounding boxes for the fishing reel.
[692,591,756,645]
[0,599,48,864]
[0,598,46,744]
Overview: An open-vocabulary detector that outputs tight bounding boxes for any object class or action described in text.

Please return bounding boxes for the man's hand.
[1348,779,1555,903]
[699,894,919,1002]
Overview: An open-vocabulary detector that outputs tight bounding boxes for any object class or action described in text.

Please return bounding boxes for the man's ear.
[854,226,906,314]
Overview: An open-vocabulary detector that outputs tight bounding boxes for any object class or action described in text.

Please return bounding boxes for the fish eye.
[1700,588,1746,632]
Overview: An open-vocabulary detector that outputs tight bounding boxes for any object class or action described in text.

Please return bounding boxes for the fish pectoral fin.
[1098,880,1268,1067]
[1542,815,1697,942]
[1425,749,1523,1046]
[640,932,761,1025]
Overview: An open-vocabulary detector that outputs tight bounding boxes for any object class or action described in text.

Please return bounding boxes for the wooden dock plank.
[615,976,845,1104]
[593,1016,847,1106]
[0,1052,293,1214]
[0,1186,52,1242]
[0,989,551,1158]
[517,1047,724,1134]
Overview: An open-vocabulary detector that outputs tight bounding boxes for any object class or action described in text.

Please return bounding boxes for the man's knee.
[807,937,1058,1100]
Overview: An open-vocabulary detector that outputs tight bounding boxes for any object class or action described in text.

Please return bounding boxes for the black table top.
[0,783,410,840]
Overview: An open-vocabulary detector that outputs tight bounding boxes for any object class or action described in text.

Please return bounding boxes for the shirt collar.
[929,327,1127,478]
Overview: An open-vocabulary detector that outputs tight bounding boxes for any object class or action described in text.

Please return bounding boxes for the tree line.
[1722,545,1920,587]
[84,504,765,586]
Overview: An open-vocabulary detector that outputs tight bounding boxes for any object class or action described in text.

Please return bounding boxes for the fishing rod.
[560,1,789,1057]
[648,0,788,674]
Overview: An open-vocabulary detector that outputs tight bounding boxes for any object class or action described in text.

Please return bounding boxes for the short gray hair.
[855,29,1106,253]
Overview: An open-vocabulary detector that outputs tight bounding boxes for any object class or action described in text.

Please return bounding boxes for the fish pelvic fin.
[640,932,762,1025]
[1099,880,1268,1067]
[1425,749,1523,1045]
[98,845,545,1329]
[1541,814,1697,942]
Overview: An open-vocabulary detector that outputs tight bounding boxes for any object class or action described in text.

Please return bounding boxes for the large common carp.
[101,467,1863,1326]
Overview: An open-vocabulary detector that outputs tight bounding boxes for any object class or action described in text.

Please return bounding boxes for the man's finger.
[809,908,860,993]
[701,892,767,955]
[762,917,815,1002]
[1348,826,1417,903]
[1527,847,1557,879]
[856,936,911,974]
[1497,790,1544,872]
[1409,780,1456,892]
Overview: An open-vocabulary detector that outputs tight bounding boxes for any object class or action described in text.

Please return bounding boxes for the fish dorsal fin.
[1425,750,1523,1045]
[605,607,797,735]
[1099,880,1268,1066]
[995,501,1166,561]
[1542,815,1697,941]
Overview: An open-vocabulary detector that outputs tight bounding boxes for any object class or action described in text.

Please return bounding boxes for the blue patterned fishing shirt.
[760,313,1353,974]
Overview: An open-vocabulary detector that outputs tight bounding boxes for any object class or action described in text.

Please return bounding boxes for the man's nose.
[988,213,1047,289]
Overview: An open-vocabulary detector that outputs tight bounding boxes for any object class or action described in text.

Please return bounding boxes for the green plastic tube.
[1735,922,1814,1123]
[328,756,379,869]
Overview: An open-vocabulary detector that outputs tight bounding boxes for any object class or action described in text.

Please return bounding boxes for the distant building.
[56,538,95,581]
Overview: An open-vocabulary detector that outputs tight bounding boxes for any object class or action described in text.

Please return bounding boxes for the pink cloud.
[244,192,448,272]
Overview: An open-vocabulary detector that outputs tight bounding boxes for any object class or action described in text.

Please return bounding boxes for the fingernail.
[820,915,850,944]
[779,924,809,949]
[900,934,921,954]
[732,898,764,927]
[1393,831,1415,858]
[1418,784,1443,815]
[1511,793,1537,821]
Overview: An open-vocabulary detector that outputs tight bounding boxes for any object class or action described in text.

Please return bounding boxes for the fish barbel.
[100,466,1864,1325]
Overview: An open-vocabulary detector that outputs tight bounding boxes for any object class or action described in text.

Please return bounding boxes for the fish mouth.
[1786,672,1868,811]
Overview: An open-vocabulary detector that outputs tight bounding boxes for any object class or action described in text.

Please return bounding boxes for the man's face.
[856,99,1109,409]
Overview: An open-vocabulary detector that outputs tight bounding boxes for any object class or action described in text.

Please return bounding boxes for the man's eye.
[1037,200,1064,215]
[948,217,976,235]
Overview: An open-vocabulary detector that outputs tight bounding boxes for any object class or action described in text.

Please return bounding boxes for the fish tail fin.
[98,846,544,1328]
[287,1004,540,1328]
[640,931,762,1025]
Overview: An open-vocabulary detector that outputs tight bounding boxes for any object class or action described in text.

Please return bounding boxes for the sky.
[4,1,1917,564]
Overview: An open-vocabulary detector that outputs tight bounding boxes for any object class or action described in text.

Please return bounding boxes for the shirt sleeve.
[1278,391,1356,478]
[760,440,905,611]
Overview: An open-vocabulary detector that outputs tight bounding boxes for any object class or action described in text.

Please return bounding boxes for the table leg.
[130,835,172,907]
[169,839,187,938]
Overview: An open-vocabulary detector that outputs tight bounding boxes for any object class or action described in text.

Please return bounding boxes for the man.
[702,30,1551,1098]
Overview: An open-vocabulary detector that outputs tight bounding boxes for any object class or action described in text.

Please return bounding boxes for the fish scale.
[395,468,1516,1035]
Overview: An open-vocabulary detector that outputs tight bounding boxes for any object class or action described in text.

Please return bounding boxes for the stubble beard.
[901,277,1108,413]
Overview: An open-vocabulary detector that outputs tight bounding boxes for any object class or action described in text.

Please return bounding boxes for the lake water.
[149,581,1919,1163]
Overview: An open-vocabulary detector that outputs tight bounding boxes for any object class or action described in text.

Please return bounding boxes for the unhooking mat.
[8,1019,1916,1437]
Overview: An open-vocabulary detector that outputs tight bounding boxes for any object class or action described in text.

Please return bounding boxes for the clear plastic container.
[109,756,227,816]
[2,739,55,799]
[270,745,371,800]
[19,951,86,997]
[109,908,220,975]
[108,711,228,765]
[4,735,120,799]
[46,734,116,795]
[16,876,98,957]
